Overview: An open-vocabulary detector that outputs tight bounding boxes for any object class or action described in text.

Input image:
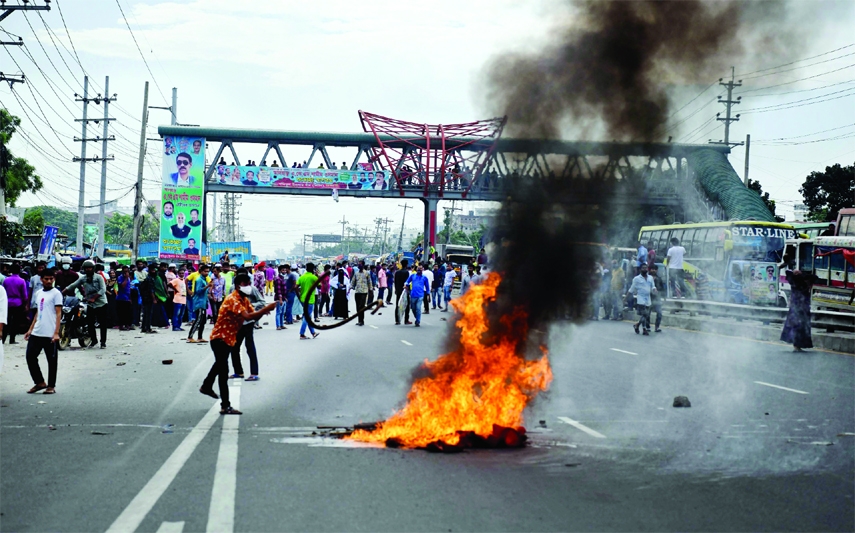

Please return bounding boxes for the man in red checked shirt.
[199,272,275,415]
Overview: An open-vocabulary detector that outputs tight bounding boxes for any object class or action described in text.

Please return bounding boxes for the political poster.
[747,261,779,306]
[159,136,205,260]
[212,164,391,191]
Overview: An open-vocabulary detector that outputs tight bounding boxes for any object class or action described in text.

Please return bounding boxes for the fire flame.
[347,272,553,448]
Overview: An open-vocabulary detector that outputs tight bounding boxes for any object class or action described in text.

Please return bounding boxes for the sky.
[1,0,853,257]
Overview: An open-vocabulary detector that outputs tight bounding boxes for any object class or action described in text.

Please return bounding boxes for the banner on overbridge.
[213,164,390,191]
[159,135,205,261]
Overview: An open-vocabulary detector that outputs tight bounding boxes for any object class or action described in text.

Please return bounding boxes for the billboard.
[159,136,205,260]
[212,165,390,191]
[206,241,252,266]
[312,234,341,243]
[38,225,59,261]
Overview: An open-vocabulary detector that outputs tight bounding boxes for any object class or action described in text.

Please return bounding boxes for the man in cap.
[63,260,108,348]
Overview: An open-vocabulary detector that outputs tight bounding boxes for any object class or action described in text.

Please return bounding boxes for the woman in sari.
[780,269,819,352]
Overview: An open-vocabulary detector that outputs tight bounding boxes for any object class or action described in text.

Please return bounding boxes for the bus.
[638,221,798,305]
[792,221,835,239]
[836,208,855,237]
[811,236,855,312]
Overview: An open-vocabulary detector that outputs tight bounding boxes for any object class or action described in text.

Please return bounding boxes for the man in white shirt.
[627,263,656,335]
[441,263,457,312]
[636,241,648,276]
[24,268,63,394]
[666,237,688,299]
[422,263,434,315]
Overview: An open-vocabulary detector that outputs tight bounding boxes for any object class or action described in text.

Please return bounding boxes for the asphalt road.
[1,304,852,532]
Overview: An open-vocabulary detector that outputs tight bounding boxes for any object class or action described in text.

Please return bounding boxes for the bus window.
[798,243,813,271]
[830,252,845,274]
[840,215,854,236]
[702,228,718,258]
[682,229,695,255]
[814,253,830,284]
[670,230,684,248]
[691,229,706,258]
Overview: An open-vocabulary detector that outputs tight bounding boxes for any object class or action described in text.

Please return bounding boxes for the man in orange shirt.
[199,273,275,414]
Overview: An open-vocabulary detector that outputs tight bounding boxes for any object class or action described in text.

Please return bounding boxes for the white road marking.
[753,381,809,395]
[401,340,413,346]
[156,521,185,533]
[369,325,378,329]
[557,416,607,439]
[610,348,638,355]
[106,403,221,533]
[206,385,241,533]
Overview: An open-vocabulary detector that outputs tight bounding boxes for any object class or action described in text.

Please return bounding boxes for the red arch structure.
[358,111,506,198]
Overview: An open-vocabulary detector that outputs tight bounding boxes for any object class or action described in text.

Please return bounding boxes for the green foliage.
[22,208,45,234]
[1,109,43,206]
[103,203,159,247]
[799,163,854,222]
[746,179,785,223]
[0,216,23,255]
[23,206,78,237]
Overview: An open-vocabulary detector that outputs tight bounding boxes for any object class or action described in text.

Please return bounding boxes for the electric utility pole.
[397,204,411,252]
[95,76,116,258]
[338,215,348,257]
[710,67,743,148]
[444,201,461,246]
[72,76,116,254]
[132,82,149,260]
[0,2,48,86]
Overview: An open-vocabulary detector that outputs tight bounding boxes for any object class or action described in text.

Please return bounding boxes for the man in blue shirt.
[636,240,648,276]
[405,265,430,327]
[627,263,656,335]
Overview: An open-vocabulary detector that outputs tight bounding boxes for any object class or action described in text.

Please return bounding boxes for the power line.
[113,0,167,102]
[739,50,855,81]
[740,88,855,115]
[740,62,855,94]
[752,122,855,142]
[741,78,855,99]
[739,86,855,113]
[736,42,855,77]
[54,0,85,74]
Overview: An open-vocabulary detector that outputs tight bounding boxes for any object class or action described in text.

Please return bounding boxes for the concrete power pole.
[96,76,116,259]
[338,215,348,257]
[743,134,750,185]
[132,82,149,261]
[710,67,744,149]
[444,200,461,246]
[397,204,411,252]
[73,76,90,253]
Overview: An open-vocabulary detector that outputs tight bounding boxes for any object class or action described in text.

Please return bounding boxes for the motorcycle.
[58,296,93,350]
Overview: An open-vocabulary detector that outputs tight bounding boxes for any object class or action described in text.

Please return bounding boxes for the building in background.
[452,209,496,233]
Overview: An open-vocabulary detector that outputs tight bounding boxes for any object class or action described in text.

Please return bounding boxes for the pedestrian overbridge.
[157,122,773,257]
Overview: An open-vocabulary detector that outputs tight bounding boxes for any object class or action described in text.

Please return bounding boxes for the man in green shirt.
[296,262,319,340]
[223,264,235,294]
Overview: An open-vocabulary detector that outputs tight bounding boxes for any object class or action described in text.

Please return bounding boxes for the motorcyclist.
[54,257,80,293]
[62,260,108,349]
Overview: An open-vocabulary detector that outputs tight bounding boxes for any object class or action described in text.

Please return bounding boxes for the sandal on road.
[27,384,47,394]
[228,374,244,379]
[245,375,259,381]
[220,407,242,415]
[44,387,56,394]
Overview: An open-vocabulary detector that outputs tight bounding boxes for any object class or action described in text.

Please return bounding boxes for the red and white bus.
[811,236,855,312]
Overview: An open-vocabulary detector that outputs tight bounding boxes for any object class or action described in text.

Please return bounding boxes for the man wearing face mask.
[54,257,80,292]
[63,260,109,348]
[627,262,656,336]
[200,272,275,414]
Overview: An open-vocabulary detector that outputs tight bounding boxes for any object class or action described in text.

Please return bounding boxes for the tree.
[746,178,785,222]
[1,109,43,206]
[799,163,854,222]
[22,208,45,234]
[22,206,78,237]
[103,203,159,247]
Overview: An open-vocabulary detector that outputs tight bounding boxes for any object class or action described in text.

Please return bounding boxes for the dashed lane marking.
[106,403,221,533]
[754,381,809,395]
[557,416,607,439]
[156,521,185,533]
[401,340,413,346]
[369,325,378,329]
[610,348,638,355]
[206,385,241,533]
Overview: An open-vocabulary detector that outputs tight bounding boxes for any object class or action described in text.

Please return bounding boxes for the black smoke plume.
[480,0,811,343]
